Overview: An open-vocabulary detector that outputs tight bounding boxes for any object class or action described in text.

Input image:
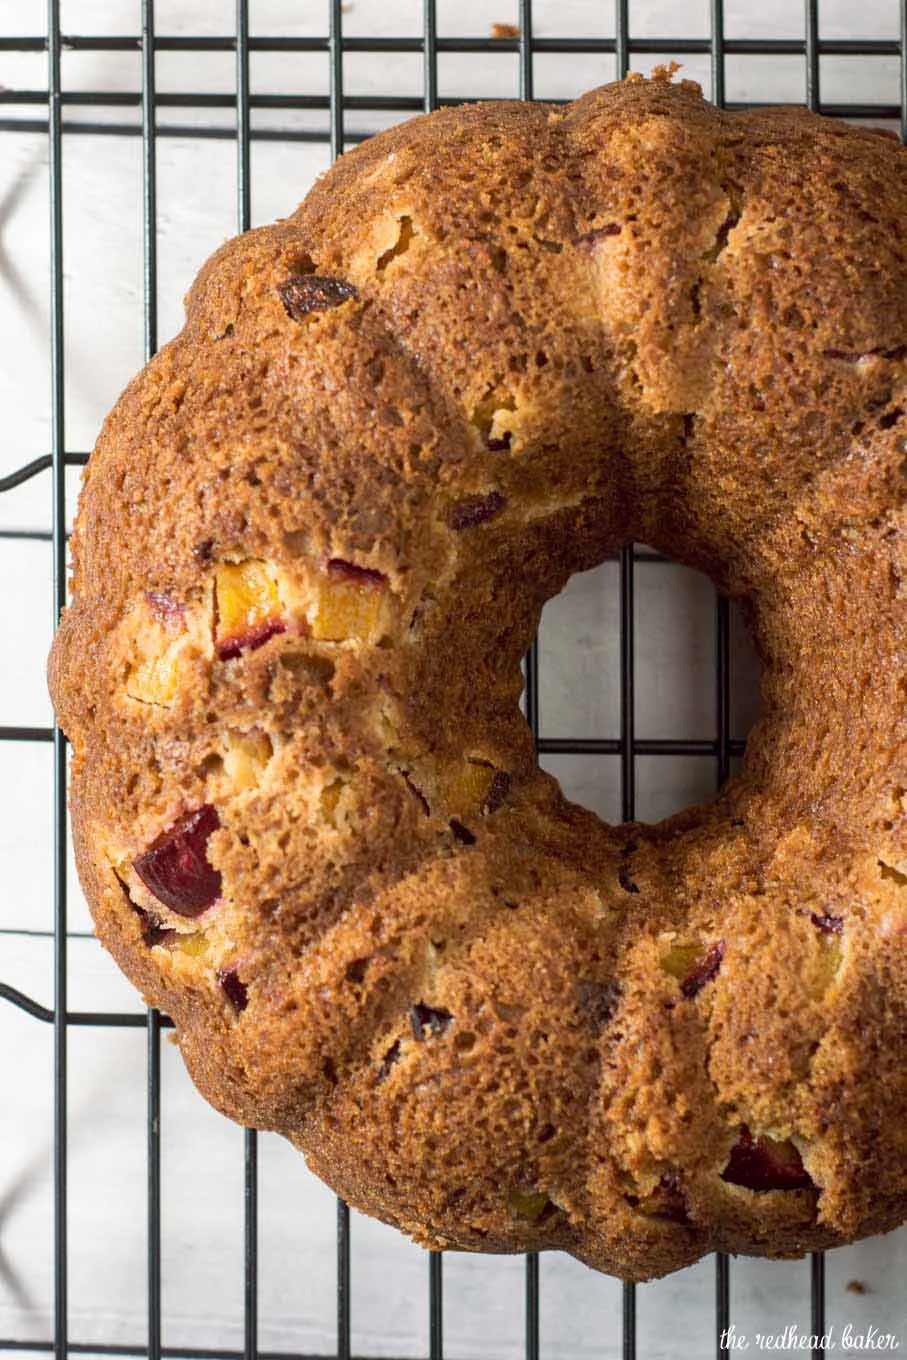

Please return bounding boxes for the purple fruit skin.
[217,967,249,1012]
[327,558,386,587]
[277,275,358,320]
[680,940,726,999]
[133,804,222,917]
[144,590,185,625]
[483,770,511,813]
[402,771,431,815]
[721,1128,813,1192]
[573,223,622,249]
[447,490,506,530]
[811,911,844,935]
[216,618,286,661]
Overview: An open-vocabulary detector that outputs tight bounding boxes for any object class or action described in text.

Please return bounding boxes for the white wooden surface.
[1,0,905,1355]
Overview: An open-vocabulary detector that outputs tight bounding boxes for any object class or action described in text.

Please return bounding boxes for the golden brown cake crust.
[48,73,907,1281]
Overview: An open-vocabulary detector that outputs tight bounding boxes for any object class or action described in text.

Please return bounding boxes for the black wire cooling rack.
[0,1,905,1357]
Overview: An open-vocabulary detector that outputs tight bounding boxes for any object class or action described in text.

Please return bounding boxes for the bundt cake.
[48,72,907,1281]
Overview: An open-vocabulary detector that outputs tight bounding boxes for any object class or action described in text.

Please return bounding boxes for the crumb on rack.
[491,22,520,39]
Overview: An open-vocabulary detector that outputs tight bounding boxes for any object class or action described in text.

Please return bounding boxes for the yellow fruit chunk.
[172,932,209,958]
[660,942,702,981]
[320,778,345,826]
[311,559,388,642]
[215,560,285,659]
[125,595,186,706]
[447,759,510,817]
[507,1188,554,1222]
[127,646,181,705]
[224,729,273,791]
[461,760,495,805]
[810,937,843,999]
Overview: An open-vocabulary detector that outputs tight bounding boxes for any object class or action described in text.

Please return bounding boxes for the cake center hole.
[535,550,763,826]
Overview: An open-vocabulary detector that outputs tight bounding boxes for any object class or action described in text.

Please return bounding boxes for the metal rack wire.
[0,0,905,1356]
